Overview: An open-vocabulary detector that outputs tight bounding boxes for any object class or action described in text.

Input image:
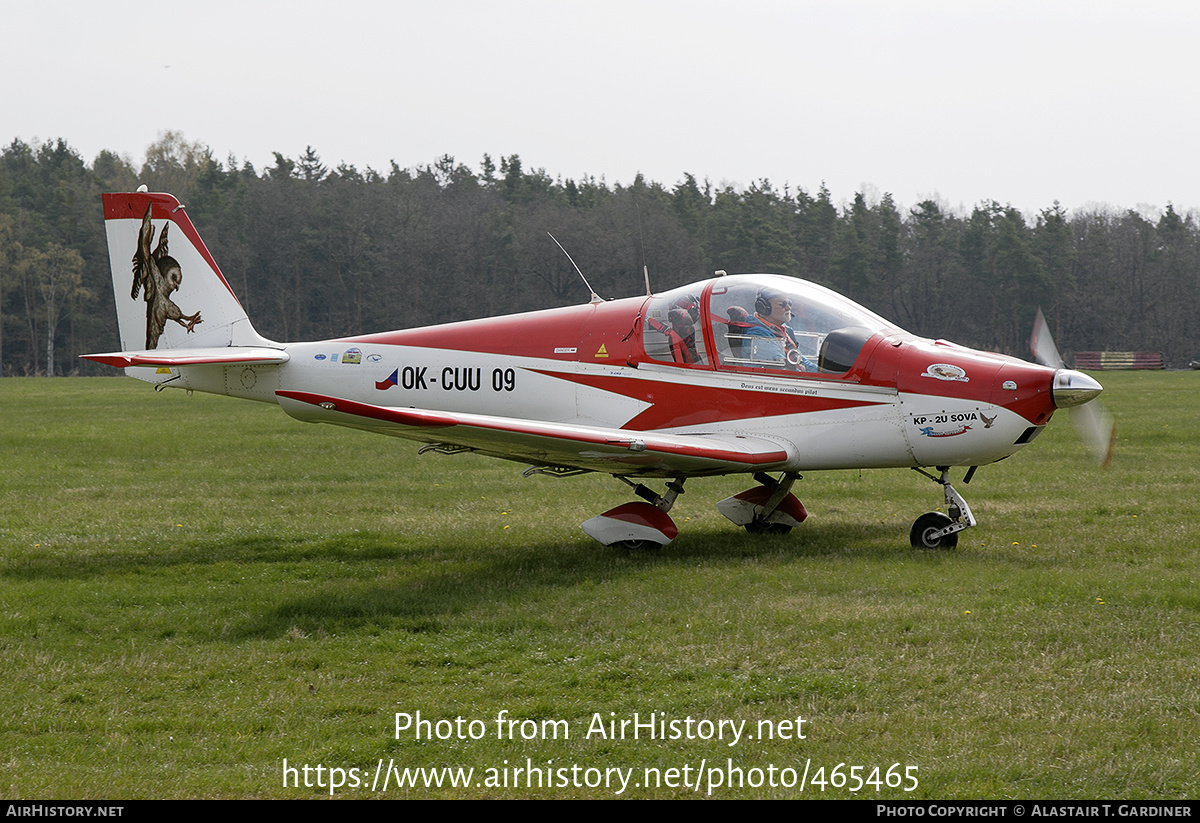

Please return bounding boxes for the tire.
[910,512,958,550]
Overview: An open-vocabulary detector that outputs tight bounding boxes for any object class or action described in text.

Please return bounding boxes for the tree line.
[2,132,1198,377]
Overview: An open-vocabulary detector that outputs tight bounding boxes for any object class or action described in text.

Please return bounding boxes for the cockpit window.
[643,287,708,365]
[707,274,896,375]
[641,274,896,375]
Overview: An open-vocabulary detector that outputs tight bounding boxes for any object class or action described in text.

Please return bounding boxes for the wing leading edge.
[275,390,791,477]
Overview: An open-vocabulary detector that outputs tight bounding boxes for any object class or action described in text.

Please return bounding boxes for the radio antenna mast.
[547,232,602,303]
[636,201,652,296]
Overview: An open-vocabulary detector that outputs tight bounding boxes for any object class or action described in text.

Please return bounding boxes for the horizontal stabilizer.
[275,390,791,477]
[82,347,289,368]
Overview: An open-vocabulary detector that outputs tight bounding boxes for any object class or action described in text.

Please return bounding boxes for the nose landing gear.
[910,467,976,549]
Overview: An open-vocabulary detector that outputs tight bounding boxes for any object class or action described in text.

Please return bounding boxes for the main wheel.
[910,512,958,550]
[744,519,793,535]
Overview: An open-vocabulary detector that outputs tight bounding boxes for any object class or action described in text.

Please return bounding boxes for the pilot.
[745,287,814,371]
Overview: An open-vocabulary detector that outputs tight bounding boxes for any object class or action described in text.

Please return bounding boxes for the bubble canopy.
[642,274,901,375]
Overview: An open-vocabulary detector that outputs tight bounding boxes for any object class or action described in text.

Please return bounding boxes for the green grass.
[1,372,1198,798]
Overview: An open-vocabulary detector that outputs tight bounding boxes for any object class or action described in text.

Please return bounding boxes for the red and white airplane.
[84,190,1111,550]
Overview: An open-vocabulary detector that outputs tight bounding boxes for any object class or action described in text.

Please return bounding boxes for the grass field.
[2,372,1198,798]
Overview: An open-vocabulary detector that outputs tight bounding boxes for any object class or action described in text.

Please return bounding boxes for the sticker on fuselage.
[921,363,969,382]
[917,424,971,438]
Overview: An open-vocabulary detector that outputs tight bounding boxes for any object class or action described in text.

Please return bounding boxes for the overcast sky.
[6,0,1199,215]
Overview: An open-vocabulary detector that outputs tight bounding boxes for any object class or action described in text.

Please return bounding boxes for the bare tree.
[16,243,87,376]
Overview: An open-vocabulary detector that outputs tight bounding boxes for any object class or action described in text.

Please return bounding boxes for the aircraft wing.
[81,347,290,368]
[275,390,791,477]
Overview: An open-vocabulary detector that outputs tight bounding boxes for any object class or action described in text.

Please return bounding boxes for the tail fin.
[85,192,285,379]
[101,191,272,351]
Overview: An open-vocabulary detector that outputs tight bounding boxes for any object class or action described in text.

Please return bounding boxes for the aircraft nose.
[1052,369,1104,408]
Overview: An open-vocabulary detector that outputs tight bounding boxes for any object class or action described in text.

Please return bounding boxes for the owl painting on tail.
[131,203,202,349]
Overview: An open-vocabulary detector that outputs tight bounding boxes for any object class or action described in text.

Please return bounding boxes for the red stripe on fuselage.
[532,370,885,430]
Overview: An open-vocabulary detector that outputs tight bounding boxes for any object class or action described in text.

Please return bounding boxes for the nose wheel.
[910,467,976,550]
[910,512,958,549]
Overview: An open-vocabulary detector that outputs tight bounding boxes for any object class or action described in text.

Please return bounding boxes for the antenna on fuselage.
[636,201,652,296]
[547,232,603,303]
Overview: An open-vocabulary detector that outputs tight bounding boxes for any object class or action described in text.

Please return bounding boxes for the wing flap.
[82,346,290,368]
[275,390,790,476]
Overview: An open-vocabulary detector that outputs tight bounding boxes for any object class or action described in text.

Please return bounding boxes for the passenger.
[672,293,701,325]
[745,287,814,371]
[646,293,703,364]
[667,307,701,364]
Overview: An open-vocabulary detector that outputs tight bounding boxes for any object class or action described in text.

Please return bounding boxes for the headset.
[755,288,785,316]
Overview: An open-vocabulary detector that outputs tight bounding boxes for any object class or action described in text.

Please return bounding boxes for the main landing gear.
[581,472,809,550]
[716,472,807,535]
[909,466,976,550]
[581,477,687,551]
[581,468,975,551]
